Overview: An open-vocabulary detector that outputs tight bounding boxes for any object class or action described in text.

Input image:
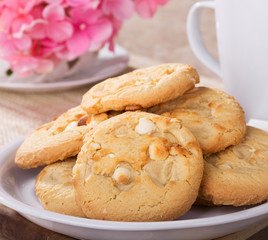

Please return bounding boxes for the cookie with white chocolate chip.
[197,126,268,206]
[149,87,246,154]
[15,106,108,169]
[35,157,86,217]
[72,112,203,222]
[81,63,199,114]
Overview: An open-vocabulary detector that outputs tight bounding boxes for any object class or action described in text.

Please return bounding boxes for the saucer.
[0,44,129,93]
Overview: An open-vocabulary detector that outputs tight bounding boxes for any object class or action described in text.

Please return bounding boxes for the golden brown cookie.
[35,158,86,217]
[197,126,268,206]
[149,87,246,154]
[81,63,199,114]
[15,106,108,169]
[72,112,203,222]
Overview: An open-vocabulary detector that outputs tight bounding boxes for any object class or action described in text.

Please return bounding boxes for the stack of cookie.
[15,63,268,222]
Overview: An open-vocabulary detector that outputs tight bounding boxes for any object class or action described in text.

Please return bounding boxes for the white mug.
[187,0,268,121]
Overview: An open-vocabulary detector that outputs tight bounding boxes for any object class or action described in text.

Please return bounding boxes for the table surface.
[0,0,267,239]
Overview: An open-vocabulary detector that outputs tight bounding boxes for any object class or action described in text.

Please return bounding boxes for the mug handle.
[187,1,221,77]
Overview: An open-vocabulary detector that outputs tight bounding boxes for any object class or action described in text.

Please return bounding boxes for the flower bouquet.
[0,0,168,82]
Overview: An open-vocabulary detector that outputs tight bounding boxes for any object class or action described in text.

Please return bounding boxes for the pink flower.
[66,8,112,57]
[0,32,31,58]
[106,16,122,51]
[13,35,32,51]
[30,4,74,43]
[56,47,77,61]
[11,14,33,37]
[32,39,65,58]
[43,0,100,8]
[0,33,17,57]
[44,0,64,4]
[0,1,35,52]
[9,55,54,77]
[67,0,100,8]
[0,1,36,34]
[0,0,168,78]
[4,0,36,15]
[0,8,18,33]
[102,0,134,20]
[135,0,169,18]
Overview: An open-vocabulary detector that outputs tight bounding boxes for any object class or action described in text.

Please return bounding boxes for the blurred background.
[117,0,220,82]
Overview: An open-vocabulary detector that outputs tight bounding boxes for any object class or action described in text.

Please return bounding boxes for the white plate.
[0,44,129,93]
[0,120,268,240]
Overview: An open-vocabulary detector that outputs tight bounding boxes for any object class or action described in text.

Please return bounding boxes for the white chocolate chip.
[109,154,116,158]
[135,118,155,135]
[113,126,128,137]
[64,121,78,131]
[233,144,252,160]
[218,163,232,169]
[190,77,196,82]
[143,158,173,186]
[112,167,131,184]
[90,142,101,149]
[149,143,169,161]
[211,109,216,115]
[115,134,127,137]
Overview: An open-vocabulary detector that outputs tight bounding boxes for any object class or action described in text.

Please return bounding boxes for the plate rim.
[0,138,267,232]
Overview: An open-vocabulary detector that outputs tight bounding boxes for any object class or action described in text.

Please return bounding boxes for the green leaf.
[6,69,13,76]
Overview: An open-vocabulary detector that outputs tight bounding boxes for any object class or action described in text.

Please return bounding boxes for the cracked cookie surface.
[15,106,108,169]
[35,158,86,217]
[81,63,199,114]
[72,112,203,222]
[149,87,246,154]
[197,126,268,206]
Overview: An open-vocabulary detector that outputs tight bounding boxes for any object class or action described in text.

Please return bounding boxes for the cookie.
[81,63,199,114]
[35,158,86,217]
[149,87,246,154]
[197,126,268,206]
[15,106,108,169]
[72,112,203,222]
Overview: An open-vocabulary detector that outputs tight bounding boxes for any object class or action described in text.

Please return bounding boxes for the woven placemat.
[0,87,87,146]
